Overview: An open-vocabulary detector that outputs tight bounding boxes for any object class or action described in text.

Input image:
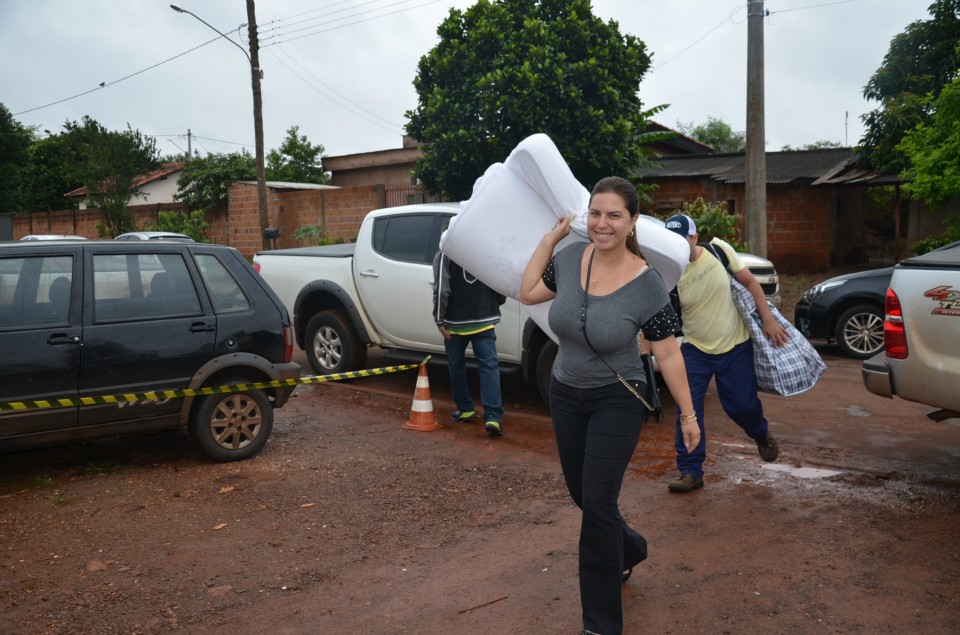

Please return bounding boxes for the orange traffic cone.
[403,364,441,431]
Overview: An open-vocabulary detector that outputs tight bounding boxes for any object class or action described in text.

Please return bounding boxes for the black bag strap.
[701,241,732,275]
[581,248,658,413]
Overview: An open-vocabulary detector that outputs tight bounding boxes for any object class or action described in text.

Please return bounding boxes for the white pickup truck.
[862,240,960,421]
[253,202,781,402]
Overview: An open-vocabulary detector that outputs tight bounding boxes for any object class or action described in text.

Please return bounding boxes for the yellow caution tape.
[0,357,431,413]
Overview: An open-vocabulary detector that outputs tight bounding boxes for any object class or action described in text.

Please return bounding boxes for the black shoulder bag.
[581,249,662,421]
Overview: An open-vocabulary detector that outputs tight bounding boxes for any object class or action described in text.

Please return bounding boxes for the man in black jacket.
[432,250,505,436]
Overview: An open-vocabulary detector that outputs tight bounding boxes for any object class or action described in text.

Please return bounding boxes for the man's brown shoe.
[756,434,779,462]
[667,473,704,493]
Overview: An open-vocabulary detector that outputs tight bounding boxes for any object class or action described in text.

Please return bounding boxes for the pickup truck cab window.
[372,214,440,264]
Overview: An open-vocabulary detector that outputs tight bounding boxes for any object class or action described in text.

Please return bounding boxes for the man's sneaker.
[484,420,503,436]
[756,434,779,462]
[450,409,477,422]
[667,473,704,493]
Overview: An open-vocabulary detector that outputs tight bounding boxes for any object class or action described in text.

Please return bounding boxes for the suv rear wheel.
[190,383,274,462]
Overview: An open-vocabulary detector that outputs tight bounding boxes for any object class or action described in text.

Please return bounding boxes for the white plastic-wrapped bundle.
[440,133,689,341]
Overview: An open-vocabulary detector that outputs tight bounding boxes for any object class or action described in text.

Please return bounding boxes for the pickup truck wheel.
[190,383,274,462]
[535,340,558,407]
[835,304,884,359]
[305,310,367,375]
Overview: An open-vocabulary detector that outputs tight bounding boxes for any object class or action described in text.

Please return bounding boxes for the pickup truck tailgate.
[864,242,960,415]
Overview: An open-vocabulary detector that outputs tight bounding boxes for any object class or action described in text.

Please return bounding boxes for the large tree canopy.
[0,103,34,214]
[859,0,960,173]
[406,0,655,199]
[67,117,160,236]
[17,116,159,235]
[899,75,960,208]
[266,125,330,184]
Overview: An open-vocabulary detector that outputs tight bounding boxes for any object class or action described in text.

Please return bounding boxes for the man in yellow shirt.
[664,214,788,493]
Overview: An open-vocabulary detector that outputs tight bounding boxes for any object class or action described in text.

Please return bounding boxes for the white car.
[114,231,193,242]
[19,234,87,241]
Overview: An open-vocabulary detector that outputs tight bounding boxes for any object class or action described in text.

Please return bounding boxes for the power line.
[269,45,402,133]
[12,36,221,116]
[260,0,446,47]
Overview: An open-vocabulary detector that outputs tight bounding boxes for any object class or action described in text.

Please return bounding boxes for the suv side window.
[195,254,251,313]
[0,255,74,329]
[93,253,201,322]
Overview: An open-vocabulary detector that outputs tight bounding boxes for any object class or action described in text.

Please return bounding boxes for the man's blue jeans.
[444,328,503,422]
[674,339,769,478]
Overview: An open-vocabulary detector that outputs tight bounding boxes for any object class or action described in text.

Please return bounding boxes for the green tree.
[780,140,844,151]
[676,117,745,152]
[18,129,88,213]
[406,0,656,199]
[174,151,257,213]
[662,198,747,252]
[899,74,960,251]
[61,117,161,237]
[146,210,210,243]
[0,103,34,214]
[859,0,960,173]
[266,125,330,184]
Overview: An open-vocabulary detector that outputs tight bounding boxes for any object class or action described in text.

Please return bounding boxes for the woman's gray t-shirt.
[547,241,675,389]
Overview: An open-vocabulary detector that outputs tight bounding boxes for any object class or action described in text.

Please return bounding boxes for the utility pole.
[245,0,271,251]
[170,2,269,248]
[745,0,767,257]
[187,129,192,160]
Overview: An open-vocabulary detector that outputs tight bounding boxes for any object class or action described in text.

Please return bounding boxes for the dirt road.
[2,345,959,635]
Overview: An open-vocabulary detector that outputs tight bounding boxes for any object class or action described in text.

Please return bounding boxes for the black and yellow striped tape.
[0,358,430,413]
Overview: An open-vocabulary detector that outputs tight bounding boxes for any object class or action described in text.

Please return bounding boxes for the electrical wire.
[12,36,221,116]
[269,45,402,133]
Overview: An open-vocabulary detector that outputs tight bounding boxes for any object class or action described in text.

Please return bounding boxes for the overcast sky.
[0,0,933,162]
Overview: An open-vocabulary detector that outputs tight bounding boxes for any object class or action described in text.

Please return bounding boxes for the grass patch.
[31,474,57,489]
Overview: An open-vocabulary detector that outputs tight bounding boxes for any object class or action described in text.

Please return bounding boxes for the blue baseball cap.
[664,214,697,237]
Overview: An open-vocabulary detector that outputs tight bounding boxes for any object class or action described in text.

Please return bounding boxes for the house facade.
[635,149,902,272]
[65,162,185,210]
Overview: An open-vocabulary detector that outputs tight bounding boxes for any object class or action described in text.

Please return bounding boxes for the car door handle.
[48,333,80,345]
[190,322,216,333]
[358,270,380,278]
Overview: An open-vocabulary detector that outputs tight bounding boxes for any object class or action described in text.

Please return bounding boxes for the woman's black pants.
[550,378,648,635]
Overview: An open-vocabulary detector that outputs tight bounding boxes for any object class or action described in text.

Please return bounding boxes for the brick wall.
[12,202,190,239]
[226,183,388,253]
[643,175,855,272]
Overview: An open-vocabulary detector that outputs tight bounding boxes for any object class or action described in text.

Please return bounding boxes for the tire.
[535,339,558,408]
[834,303,884,359]
[190,384,273,462]
[305,309,367,375]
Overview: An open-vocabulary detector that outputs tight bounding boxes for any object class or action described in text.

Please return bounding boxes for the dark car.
[0,239,300,461]
[794,266,893,358]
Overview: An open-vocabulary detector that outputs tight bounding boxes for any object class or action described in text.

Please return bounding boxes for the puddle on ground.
[761,463,842,479]
[842,405,872,417]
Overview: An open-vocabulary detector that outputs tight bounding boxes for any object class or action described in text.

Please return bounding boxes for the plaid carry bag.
[729,277,826,396]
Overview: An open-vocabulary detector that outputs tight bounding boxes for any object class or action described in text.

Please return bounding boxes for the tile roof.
[637,149,900,186]
[65,161,185,198]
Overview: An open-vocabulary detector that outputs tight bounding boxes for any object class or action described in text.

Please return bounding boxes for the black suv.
[0,239,300,461]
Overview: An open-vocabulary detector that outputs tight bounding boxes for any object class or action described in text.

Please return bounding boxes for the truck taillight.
[252,261,261,273]
[883,287,908,359]
[283,325,294,363]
